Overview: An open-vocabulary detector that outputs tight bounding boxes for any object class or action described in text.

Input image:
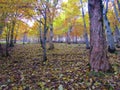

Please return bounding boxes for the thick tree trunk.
[9,21,15,47]
[88,0,110,72]
[48,23,54,50]
[80,0,90,49]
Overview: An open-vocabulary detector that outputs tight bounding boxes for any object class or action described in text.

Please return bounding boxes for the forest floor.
[0,43,120,90]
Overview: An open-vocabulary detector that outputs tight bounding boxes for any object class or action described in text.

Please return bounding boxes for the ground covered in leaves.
[0,43,120,90]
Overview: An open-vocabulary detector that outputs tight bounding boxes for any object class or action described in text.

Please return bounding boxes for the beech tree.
[88,0,111,72]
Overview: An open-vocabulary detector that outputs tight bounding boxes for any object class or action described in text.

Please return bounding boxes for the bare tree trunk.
[0,43,4,56]
[80,0,90,49]
[117,0,120,12]
[14,26,19,44]
[42,25,48,62]
[112,0,120,22]
[48,23,54,50]
[9,20,15,47]
[88,0,110,72]
[66,26,72,44]
[5,23,11,57]
[0,26,3,56]
[23,32,27,45]
[103,0,116,53]
[115,25,120,48]
[6,35,10,57]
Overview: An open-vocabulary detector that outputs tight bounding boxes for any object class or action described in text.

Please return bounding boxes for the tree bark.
[48,23,54,50]
[115,25,120,48]
[14,28,19,44]
[112,0,120,22]
[23,32,27,45]
[103,0,116,53]
[0,43,4,56]
[9,20,15,47]
[88,0,110,72]
[42,7,48,63]
[117,0,120,12]
[5,23,11,57]
[80,0,90,49]
[66,26,72,44]
[0,26,4,56]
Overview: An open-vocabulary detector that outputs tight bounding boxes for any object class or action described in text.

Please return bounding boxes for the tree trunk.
[115,25,120,48]
[23,32,27,45]
[6,35,10,57]
[117,0,120,12]
[88,0,110,72]
[48,23,54,50]
[0,25,4,56]
[103,0,116,53]
[9,20,15,47]
[80,0,90,49]
[42,25,48,62]
[0,43,4,56]
[75,36,77,44]
[112,0,120,22]
[66,26,72,44]
[5,24,11,57]
[42,7,48,63]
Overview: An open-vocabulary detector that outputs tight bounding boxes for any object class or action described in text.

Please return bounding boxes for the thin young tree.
[80,0,90,49]
[103,0,116,53]
[48,0,58,50]
[88,0,111,72]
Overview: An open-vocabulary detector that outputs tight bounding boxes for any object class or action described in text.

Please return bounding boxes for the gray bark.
[112,0,120,22]
[42,7,48,62]
[115,25,120,47]
[117,0,120,12]
[9,20,15,47]
[48,23,54,50]
[103,0,116,52]
[80,0,90,49]
[66,26,72,44]
[23,32,27,45]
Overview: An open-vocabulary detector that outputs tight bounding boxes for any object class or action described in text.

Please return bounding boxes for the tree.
[80,0,90,49]
[47,0,58,50]
[88,0,110,72]
[35,0,50,63]
[103,0,116,53]
[117,0,120,12]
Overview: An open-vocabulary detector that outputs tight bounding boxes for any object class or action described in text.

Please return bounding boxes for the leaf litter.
[0,43,120,90]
